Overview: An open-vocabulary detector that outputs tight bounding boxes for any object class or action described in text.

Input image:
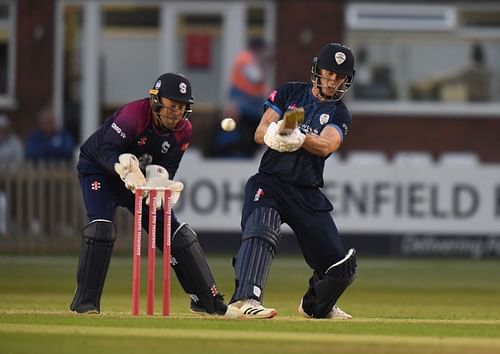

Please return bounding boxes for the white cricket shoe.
[298,299,352,319]
[328,305,352,319]
[225,299,277,319]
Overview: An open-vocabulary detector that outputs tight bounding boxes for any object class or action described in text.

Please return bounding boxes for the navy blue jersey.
[260,82,352,188]
[79,98,191,178]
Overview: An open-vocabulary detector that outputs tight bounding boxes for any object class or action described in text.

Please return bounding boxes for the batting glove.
[264,121,305,152]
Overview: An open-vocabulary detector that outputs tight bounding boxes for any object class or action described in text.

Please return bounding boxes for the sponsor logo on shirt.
[300,124,319,135]
[342,123,349,136]
[254,188,265,202]
[111,122,126,139]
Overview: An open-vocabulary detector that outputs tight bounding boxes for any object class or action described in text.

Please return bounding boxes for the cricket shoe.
[70,302,100,315]
[225,299,277,319]
[298,299,352,320]
[190,294,228,316]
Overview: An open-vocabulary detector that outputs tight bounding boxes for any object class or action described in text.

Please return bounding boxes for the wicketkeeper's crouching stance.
[225,43,357,319]
[70,73,226,315]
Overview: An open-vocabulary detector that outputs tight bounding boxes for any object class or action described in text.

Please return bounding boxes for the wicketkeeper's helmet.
[150,73,194,119]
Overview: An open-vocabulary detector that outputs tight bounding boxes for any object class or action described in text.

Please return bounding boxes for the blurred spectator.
[460,42,491,102]
[213,37,270,158]
[436,42,491,102]
[0,113,23,236]
[353,46,396,101]
[25,107,75,162]
[0,113,23,170]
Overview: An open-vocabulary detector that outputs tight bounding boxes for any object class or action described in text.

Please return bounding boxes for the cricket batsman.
[225,43,357,319]
[70,73,227,315]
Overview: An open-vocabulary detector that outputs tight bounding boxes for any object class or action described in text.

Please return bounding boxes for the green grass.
[1,255,499,353]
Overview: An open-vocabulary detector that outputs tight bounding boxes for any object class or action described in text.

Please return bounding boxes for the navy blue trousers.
[241,173,346,273]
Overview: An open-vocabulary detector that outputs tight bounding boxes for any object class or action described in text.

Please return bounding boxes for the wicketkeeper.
[70,73,227,315]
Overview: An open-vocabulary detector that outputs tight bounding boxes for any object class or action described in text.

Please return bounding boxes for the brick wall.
[343,115,500,163]
[275,0,346,84]
[12,0,55,137]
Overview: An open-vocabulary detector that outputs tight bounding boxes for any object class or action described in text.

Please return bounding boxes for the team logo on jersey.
[319,113,330,125]
[138,136,147,146]
[91,181,101,191]
[335,52,346,65]
[269,90,277,102]
[161,140,171,154]
[254,188,265,202]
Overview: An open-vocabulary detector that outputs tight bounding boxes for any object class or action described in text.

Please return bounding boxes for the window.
[100,4,161,108]
[103,5,159,28]
[0,1,15,105]
[346,3,500,116]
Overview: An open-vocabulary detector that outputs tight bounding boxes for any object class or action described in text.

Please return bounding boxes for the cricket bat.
[279,108,305,135]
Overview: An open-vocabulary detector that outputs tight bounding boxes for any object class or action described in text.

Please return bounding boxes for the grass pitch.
[1,255,499,354]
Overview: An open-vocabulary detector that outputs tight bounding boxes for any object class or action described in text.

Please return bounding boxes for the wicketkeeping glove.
[264,120,305,152]
[144,165,184,209]
[114,153,146,192]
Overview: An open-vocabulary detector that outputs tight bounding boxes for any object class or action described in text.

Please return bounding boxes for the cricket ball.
[221,117,236,132]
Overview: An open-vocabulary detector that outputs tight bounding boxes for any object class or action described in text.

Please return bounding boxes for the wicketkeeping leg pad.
[232,207,282,303]
[70,220,117,313]
[170,223,224,314]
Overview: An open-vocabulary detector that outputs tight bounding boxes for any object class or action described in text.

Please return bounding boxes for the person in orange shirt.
[215,38,270,157]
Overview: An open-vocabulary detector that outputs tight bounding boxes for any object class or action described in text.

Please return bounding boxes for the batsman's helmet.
[149,73,194,119]
[311,43,355,101]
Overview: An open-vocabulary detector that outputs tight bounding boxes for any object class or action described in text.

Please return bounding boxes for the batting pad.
[232,207,281,303]
[302,248,357,318]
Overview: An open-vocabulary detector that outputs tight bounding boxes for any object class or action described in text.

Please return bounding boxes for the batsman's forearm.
[302,134,340,157]
[254,125,267,144]
[255,107,280,144]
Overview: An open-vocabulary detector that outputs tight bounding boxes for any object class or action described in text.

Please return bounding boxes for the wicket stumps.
[132,187,172,316]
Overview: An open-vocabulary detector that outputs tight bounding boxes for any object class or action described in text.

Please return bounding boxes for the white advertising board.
[174,155,500,235]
